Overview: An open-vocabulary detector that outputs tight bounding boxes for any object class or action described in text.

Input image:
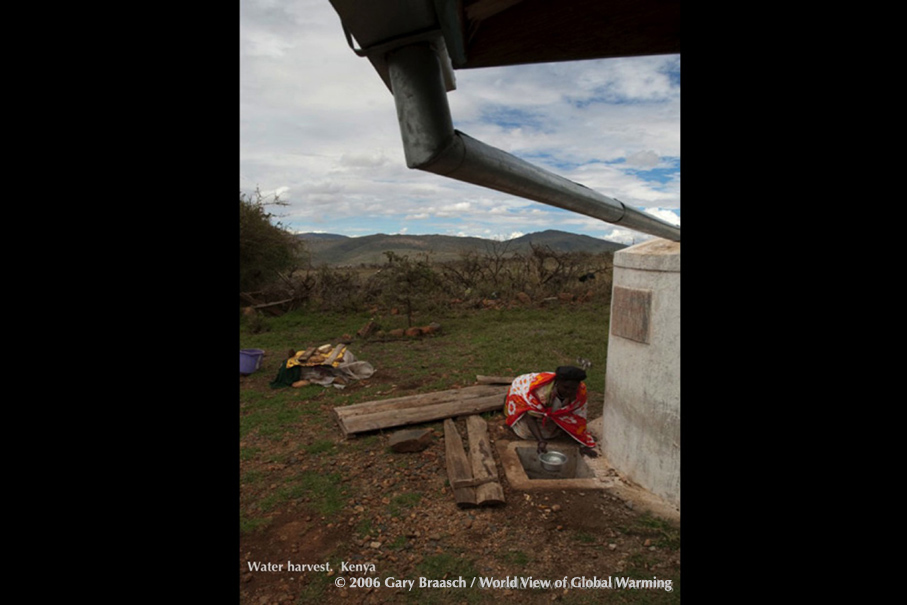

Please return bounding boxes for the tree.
[377,251,441,327]
[239,189,304,292]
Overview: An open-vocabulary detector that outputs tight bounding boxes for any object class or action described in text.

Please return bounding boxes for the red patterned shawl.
[504,372,595,447]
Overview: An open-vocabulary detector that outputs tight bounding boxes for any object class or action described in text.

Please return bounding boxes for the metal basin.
[539,450,567,472]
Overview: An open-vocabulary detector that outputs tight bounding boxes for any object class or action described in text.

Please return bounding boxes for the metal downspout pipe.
[385,42,680,242]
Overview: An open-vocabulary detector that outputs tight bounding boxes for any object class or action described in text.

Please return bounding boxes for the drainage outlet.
[517,446,595,480]
[497,440,608,491]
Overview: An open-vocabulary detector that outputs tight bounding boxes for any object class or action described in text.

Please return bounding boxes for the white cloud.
[625,150,661,169]
[643,207,681,226]
[602,228,642,245]
[240,1,680,243]
[338,152,392,169]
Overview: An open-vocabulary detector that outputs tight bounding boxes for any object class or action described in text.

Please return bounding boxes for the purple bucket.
[240,349,264,375]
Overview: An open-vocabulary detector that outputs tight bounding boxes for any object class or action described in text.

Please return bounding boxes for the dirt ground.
[240,378,680,605]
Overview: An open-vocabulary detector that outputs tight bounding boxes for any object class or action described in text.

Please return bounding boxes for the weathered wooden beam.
[324,344,347,366]
[335,385,506,419]
[466,415,505,505]
[337,394,505,436]
[444,419,476,507]
[333,385,508,436]
[451,476,500,489]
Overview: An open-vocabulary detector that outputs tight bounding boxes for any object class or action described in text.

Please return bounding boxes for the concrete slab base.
[497,417,680,524]
[497,440,613,491]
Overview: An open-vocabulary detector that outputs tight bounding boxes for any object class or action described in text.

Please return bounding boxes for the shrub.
[372,251,444,326]
[239,189,305,292]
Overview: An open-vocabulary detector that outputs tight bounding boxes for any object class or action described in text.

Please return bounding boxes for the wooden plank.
[325,344,347,366]
[338,394,505,436]
[335,385,506,417]
[334,385,507,420]
[451,476,500,489]
[466,415,505,505]
[444,419,476,507]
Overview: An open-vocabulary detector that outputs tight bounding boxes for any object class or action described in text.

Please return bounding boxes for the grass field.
[240,301,611,414]
[239,300,680,605]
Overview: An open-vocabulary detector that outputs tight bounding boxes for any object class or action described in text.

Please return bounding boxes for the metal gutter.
[385,42,680,242]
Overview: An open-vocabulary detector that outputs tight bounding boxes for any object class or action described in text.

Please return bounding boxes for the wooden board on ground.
[444,416,505,507]
[466,415,505,505]
[444,419,476,506]
[333,384,508,437]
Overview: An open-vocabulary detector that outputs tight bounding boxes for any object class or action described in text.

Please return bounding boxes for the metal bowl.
[539,450,567,472]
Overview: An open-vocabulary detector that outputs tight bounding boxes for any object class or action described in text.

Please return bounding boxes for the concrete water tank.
[600,238,680,511]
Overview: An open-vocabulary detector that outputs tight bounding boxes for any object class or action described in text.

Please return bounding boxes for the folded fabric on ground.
[270,350,375,389]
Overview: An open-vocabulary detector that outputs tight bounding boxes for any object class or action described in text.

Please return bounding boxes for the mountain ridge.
[296,230,626,266]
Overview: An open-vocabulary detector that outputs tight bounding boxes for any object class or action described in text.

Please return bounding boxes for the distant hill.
[296,230,625,266]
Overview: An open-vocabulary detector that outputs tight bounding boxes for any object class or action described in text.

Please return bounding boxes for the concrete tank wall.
[600,238,680,511]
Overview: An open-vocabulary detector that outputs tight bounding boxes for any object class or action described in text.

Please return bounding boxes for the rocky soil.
[239,384,680,605]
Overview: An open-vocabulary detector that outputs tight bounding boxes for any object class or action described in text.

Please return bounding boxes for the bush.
[239,190,305,292]
[240,243,614,317]
[372,251,444,326]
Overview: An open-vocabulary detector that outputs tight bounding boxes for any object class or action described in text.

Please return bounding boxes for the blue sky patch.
[482,106,546,131]
[624,165,679,185]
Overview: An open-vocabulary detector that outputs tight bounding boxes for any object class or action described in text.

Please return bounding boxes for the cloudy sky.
[240,0,680,245]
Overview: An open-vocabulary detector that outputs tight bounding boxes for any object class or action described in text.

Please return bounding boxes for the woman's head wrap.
[555,365,587,382]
